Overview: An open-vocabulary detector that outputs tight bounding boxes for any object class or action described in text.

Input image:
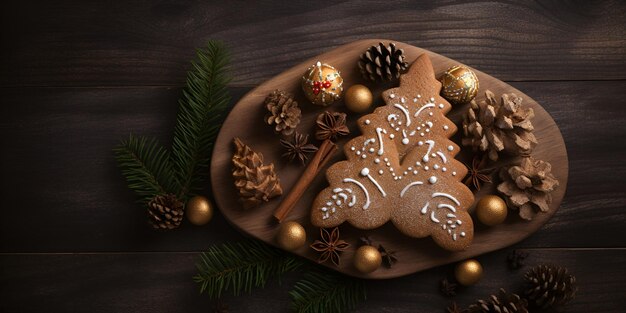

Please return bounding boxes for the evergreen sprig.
[193,240,303,298]
[171,41,231,199]
[114,41,230,203]
[289,268,367,313]
[113,135,177,203]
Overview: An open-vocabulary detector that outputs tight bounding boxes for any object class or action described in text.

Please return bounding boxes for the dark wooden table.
[1,1,625,312]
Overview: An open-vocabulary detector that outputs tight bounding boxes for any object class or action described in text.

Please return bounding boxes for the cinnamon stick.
[273,139,337,222]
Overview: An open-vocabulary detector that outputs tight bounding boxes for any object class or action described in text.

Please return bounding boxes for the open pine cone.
[264,90,301,136]
[468,288,528,313]
[525,265,577,309]
[358,42,408,81]
[147,194,184,230]
[462,90,537,161]
[497,156,558,220]
[232,138,283,209]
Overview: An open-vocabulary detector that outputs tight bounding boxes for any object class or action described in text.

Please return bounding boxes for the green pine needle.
[171,41,231,199]
[289,268,367,313]
[193,240,302,298]
[113,135,176,203]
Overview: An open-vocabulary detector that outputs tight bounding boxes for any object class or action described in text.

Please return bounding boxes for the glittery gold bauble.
[276,221,307,251]
[185,195,214,226]
[455,259,483,286]
[301,61,343,106]
[344,84,373,113]
[353,245,382,273]
[476,195,508,226]
[440,65,479,105]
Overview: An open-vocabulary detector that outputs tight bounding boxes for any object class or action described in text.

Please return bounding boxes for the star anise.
[315,111,350,141]
[378,244,398,269]
[280,132,318,165]
[440,278,457,297]
[507,249,529,270]
[446,301,467,313]
[310,227,350,266]
[463,155,493,190]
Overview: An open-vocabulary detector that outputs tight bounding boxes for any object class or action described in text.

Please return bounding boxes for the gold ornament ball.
[344,84,373,113]
[185,195,214,226]
[276,221,307,251]
[476,195,508,226]
[301,61,343,106]
[455,259,483,286]
[440,65,479,105]
[353,245,382,273]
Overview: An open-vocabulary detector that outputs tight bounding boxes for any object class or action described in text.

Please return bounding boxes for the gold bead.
[185,195,214,226]
[440,65,479,104]
[301,61,343,106]
[476,195,508,226]
[276,221,306,251]
[455,259,483,286]
[344,84,373,113]
[353,245,382,273]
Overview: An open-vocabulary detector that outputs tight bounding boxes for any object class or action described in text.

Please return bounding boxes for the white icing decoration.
[430,97,435,102]
[365,119,371,125]
[387,114,397,122]
[434,164,440,170]
[378,170,383,175]
[366,174,386,197]
[414,103,435,117]
[326,201,332,206]
[375,128,386,155]
[461,232,466,237]
[453,233,457,241]
[336,200,341,205]
[389,94,395,99]
[442,167,447,172]
[438,204,456,213]
[452,172,457,176]
[356,150,361,155]
[421,202,429,214]
[401,97,406,103]
[413,170,418,174]
[424,166,429,170]
[322,207,328,212]
[430,211,440,223]
[446,213,456,218]
[389,134,395,139]
[447,145,454,151]
[432,193,460,205]
[428,176,437,184]
[400,181,423,197]
[361,154,367,159]
[436,151,447,163]
[343,178,370,209]
[349,195,356,207]
[333,188,342,193]
[413,98,418,102]
[360,168,370,176]
[443,125,449,130]
[374,158,380,164]
[429,112,433,116]
[394,104,411,126]
[350,146,355,151]
[426,122,433,128]
[456,220,462,225]
[402,138,409,145]
[438,103,444,109]
[422,140,435,162]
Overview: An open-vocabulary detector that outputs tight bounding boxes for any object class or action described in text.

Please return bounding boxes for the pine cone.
[264,90,301,136]
[525,265,577,309]
[147,194,184,230]
[462,90,537,161]
[232,138,283,209]
[497,156,559,220]
[358,42,408,81]
[468,288,528,313]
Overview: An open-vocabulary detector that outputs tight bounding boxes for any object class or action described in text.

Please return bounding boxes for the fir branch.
[113,135,176,203]
[193,240,302,298]
[171,41,231,199]
[290,268,366,313]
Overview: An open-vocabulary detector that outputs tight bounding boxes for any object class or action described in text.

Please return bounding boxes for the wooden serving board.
[210,39,568,279]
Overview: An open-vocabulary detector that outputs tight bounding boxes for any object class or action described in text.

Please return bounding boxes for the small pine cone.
[462,90,537,161]
[147,194,184,230]
[497,156,559,220]
[468,288,528,313]
[525,265,577,309]
[358,42,408,81]
[232,138,283,209]
[264,90,301,136]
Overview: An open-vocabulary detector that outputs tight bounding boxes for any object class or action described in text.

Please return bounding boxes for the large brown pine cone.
[232,138,283,209]
[264,90,301,136]
[147,194,184,230]
[525,265,577,309]
[462,90,537,161]
[468,288,528,313]
[497,156,559,220]
[358,42,408,81]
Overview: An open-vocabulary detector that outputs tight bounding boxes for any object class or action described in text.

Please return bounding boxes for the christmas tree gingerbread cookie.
[311,54,474,251]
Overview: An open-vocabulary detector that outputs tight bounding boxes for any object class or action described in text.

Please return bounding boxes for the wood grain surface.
[1,0,625,312]
[211,40,568,278]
